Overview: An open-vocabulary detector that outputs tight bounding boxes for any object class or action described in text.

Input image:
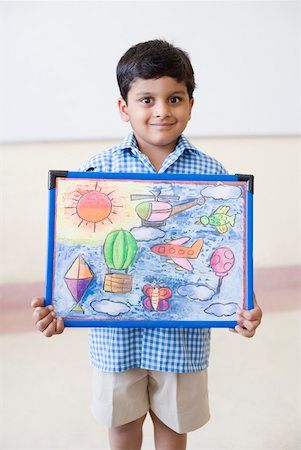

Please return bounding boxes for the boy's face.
[118,76,194,154]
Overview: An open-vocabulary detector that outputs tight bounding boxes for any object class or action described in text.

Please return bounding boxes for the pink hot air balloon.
[210,247,235,294]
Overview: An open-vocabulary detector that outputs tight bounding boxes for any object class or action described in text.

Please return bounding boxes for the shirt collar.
[118,131,199,156]
[175,134,199,154]
[119,132,140,155]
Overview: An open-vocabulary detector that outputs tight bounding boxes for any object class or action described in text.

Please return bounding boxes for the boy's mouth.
[150,122,175,127]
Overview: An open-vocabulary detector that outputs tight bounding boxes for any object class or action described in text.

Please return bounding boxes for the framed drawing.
[45,171,253,328]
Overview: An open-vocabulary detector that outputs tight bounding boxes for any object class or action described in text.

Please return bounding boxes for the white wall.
[0,136,300,284]
[1,1,300,284]
[0,1,300,142]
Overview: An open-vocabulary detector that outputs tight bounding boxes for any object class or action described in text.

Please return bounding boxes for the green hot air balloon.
[103,230,138,293]
[104,229,138,272]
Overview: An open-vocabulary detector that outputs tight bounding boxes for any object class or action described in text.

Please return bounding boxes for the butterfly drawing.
[142,284,172,311]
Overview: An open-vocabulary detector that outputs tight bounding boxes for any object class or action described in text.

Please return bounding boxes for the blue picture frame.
[45,171,253,328]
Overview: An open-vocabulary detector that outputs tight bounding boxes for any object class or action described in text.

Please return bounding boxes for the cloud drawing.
[201,185,241,200]
[177,284,215,301]
[204,302,239,317]
[91,300,130,316]
[130,226,165,241]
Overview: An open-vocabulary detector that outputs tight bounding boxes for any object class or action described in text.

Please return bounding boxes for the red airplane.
[151,237,204,271]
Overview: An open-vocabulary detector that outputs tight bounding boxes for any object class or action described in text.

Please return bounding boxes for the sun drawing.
[66,182,122,231]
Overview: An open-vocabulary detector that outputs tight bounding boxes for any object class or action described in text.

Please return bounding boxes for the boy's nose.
[154,102,171,118]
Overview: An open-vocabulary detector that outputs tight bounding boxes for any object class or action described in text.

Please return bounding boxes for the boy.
[32,40,262,450]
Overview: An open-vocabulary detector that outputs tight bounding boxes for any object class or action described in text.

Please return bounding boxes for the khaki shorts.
[91,367,210,433]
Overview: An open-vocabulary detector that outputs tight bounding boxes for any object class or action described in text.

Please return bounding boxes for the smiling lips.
[150,122,175,127]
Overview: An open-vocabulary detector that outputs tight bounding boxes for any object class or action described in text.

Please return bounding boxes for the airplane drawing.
[150,237,204,271]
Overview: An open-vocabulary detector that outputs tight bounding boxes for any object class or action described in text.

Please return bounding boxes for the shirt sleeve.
[77,154,104,172]
[201,153,229,175]
[217,161,228,175]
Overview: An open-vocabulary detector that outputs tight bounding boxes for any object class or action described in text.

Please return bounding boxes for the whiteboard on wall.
[0,1,300,142]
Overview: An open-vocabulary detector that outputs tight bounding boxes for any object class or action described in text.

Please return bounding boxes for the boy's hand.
[229,295,262,338]
[31,297,64,337]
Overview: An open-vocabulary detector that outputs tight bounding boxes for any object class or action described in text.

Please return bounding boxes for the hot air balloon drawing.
[130,189,205,227]
[64,255,94,313]
[103,229,138,293]
[210,247,235,294]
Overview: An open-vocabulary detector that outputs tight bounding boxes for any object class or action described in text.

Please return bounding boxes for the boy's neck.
[135,137,179,172]
[141,146,173,172]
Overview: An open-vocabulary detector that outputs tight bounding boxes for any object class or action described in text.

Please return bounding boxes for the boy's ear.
[118,97,130,122]
[188,97,194,120]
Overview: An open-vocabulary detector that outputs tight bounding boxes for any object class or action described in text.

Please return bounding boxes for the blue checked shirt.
[79,132,227,373]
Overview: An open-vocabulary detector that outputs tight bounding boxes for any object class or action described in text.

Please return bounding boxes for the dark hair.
[116,39,196,102]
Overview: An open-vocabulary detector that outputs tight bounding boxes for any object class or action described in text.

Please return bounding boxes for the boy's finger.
[238,306,262,322]
[33,305,54,323]
[229,328,238,334]
[43,319,57,338]
[36,311,56,333]
[55,317,65,334]
[242,310,257,321]
[31,297,45,308]
[237,317,261,333]
[234,325,255,338]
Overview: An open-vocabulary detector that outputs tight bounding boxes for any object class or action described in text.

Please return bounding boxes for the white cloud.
[204,302,239,317]
[90,300,130,316]
[177,284,215,301]
[130,226,165,241]
[201,185,241,200]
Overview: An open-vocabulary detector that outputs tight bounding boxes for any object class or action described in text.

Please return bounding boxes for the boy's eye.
[141,97,152,104]
[169,96,181,104]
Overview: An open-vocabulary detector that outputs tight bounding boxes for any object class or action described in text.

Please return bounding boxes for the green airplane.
[195,205,236,234]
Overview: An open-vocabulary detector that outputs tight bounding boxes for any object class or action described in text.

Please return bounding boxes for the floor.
[0,281,300,450]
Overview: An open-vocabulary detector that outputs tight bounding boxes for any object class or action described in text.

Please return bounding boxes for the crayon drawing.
[46,172,253,327]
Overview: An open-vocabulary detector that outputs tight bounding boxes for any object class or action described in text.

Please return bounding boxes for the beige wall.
[0,136,300,284]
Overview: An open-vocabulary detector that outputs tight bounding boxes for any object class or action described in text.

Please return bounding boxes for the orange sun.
[66,182,122,231]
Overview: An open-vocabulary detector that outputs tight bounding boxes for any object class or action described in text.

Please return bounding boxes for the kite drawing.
[46,171,253,327]
[64,255,94,313]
